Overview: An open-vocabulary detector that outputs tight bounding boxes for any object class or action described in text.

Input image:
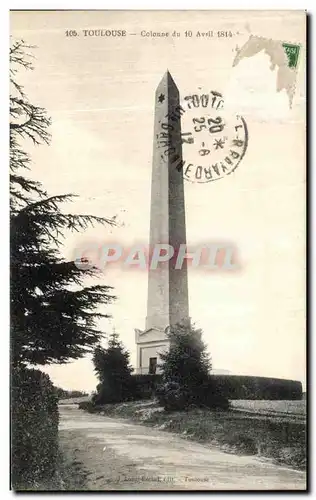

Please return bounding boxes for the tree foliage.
[54,387,89,400]
[157,321,229,411]
[160,320,211,387]
[10,40,116,365]
[11,367,59,489]
[92,331,133,404]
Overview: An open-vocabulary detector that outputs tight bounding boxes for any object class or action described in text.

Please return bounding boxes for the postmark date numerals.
[193,116,224,134]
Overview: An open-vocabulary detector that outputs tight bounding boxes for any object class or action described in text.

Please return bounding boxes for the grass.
[231,399,306,418]
[80,399,306,471]
[56,448,90,491]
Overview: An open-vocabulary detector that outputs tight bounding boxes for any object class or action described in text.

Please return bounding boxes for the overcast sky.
[10,10,306,391]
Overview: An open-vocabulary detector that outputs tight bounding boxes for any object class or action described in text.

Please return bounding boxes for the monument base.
[135,326,170,375]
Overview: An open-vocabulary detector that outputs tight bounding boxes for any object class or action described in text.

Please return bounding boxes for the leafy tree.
[157,321,228,410]
[10,40,116,366]
[92,331,133,404]
[160,320,211,389]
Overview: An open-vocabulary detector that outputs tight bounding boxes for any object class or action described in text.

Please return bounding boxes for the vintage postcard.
[10,10,306,491]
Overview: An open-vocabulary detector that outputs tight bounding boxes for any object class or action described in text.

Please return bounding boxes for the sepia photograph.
[10,9,306,491]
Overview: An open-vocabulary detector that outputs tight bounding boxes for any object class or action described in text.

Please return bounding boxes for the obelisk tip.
[156,70,178,94]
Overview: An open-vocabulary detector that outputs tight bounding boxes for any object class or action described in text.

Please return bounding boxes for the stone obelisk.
[146,70,189,331]
[135,71,189,373]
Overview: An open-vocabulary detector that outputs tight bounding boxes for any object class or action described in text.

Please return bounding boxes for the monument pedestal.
[135,327,170,375]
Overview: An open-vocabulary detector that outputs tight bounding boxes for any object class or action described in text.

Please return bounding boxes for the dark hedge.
[209,375,302,400]
[131,374,162,399]
[131,373,302,401]
[11,367,59,490]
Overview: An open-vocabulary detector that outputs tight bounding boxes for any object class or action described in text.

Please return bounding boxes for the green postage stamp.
[282,42,301,69]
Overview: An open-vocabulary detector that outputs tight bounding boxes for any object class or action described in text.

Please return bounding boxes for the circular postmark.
[179,90,248,183]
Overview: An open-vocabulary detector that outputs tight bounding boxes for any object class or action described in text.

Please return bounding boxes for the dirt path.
[58,404,306,491]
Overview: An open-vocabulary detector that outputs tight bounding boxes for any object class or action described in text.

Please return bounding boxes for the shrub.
[156,381,189,411]
[198,381,230,410]
[156,380,230,412]
[78,401,96,413]
[11,367,59,490]
[130,374,162,400]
